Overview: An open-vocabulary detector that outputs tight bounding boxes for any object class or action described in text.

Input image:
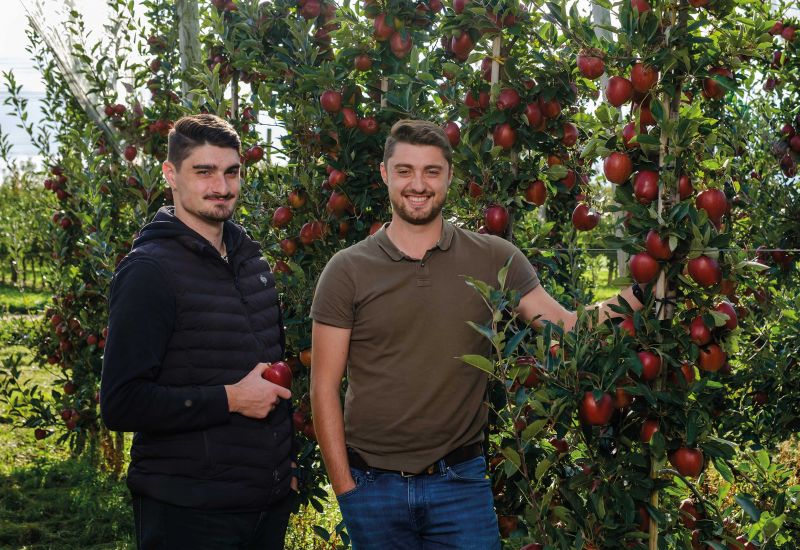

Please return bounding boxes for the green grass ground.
[0,284,49,314]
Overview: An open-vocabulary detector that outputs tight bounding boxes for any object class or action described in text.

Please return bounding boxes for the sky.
[0,1,112,161]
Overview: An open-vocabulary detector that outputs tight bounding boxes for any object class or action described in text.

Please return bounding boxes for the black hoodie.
[100,207,292,511]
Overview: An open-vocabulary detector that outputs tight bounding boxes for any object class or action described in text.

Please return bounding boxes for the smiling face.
[162,144,241,231]
[380,142,452,227]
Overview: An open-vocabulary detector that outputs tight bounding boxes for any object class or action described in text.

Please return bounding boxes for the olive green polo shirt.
[310,220,539,473]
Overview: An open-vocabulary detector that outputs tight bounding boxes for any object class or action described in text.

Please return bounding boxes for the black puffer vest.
[125,207,292,510]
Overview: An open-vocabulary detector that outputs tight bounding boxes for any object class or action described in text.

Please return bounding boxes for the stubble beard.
[196,194,237,223]
[391,193,445,226]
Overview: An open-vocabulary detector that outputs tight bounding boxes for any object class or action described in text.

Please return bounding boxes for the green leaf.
[535,457,553,479]
[502,447,521,469]
[713,457,734,483]
[521,418,548,442]
[497,262,509,289]
[503,328,530,358]
[734,493,761,521]
[461,354,494,374]
[466,321,495,341]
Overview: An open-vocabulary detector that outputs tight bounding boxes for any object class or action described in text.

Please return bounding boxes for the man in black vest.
[101,114,295,549]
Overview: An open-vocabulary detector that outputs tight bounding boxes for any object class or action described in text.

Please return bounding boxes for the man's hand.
[332,474,356,497]
[225,363,292,418]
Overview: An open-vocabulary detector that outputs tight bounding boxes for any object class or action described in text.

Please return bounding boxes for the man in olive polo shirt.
[310,119,642,549]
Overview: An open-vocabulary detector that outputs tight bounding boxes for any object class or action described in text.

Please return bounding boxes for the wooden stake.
[176,0,201,104]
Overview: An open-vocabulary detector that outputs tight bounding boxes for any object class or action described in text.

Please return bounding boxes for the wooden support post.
[176,0,202,104]
[380,77,389,108]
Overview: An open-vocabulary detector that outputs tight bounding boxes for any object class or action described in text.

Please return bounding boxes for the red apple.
[579,391,614,426]
[389,31,413,58]
[645,230,672,260]
[689,315,712,346]
[637,351,662,381]
[450,31,475,61]
[679,499,703,529]
[493,123,517,149]
[328,168,346,187]
[496,88,521,110]
[561,123,579,147]
[262,361,293,388]
[123,145,137,161]
[354,53,373,71]
[634,170,659,204]
[572,203,600,231]
[678,174,693,200]
[631,62,658,93]
[524,180,546,206]
[539,97,561,119]
[698,343,726,372]
[443,121,460,147]
[629,252,660,284]
[358,117,379,135]
[271,206,293,228]
[630,0,651,13]
[320,90,342,113]
[669,447,704,477]
[713,301,737,330]
[622,122,638,149]
[603,152,633,184]
[524,102,544,129]
[687,255,721,287]
[341,107,358,129]
[484,205,509,235]
[373,13,394,41]
[702,67,734,100]
[619,317,636,337]
[606,76,634,107]
[577,53,605,79]
[640,419,659,443]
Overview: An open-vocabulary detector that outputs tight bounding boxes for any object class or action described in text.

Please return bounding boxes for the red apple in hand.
[262,361,293,389]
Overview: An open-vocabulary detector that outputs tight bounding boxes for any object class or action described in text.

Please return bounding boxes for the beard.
[390,192,446,226]
[197,194,237,222]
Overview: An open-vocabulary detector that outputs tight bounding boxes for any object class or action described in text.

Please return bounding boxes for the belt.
[347,443,483,477]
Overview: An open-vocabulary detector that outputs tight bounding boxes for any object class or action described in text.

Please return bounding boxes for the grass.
[0,284,50,314]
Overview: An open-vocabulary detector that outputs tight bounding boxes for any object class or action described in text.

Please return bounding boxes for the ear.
[162,161,177,190]
[379,161,388,185]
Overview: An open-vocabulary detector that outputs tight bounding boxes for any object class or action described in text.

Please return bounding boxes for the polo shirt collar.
[375,219,455,261]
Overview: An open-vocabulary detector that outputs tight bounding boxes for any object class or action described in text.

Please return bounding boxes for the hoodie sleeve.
[100,258,230,433]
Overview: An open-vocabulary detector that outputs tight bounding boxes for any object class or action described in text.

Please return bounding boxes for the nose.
[408,170,426,192]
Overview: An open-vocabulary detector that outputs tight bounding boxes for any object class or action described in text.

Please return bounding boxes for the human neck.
[175,208,225,255]
[385,215,443,260]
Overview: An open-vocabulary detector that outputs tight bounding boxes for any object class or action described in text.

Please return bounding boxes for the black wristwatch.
[631,282,645,304]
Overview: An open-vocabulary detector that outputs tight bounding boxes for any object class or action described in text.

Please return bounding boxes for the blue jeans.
[336,456,501,549]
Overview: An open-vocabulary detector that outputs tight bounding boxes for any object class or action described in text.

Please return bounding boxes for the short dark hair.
[167,114,241,170]
[383,119,452,167]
